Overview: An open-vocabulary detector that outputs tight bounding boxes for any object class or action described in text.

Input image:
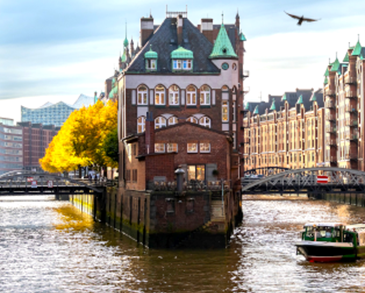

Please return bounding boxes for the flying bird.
[284,11,320,25]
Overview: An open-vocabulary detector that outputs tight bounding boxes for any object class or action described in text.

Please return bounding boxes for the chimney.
[145,112,155,154]
[201,18,213,43]
[177,14,184,45]
[140,17,154,47]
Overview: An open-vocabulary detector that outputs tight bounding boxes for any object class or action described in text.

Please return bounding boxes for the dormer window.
[144,45,158,71]
[171,46,194,72]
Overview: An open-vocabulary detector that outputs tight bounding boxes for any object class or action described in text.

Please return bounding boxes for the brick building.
[110,9,246,247]
[324,38,365,170]
[243,89,325,170]
[17,122,59,172]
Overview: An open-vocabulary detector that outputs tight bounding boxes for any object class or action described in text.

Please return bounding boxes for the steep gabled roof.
[126,18,220,74]
[209,24,238,59]
[352,40,362,56]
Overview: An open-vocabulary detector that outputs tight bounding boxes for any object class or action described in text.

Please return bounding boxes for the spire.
[269,99,276,111]
[310,93,317,102]
[343,52,349,62]
[352,35,362,56]
[296,95,303,105]
[123,22,129,48]
[209,22,238,59]
[330,55,340,72]
[253,105,259,115]
[281,93,287,102]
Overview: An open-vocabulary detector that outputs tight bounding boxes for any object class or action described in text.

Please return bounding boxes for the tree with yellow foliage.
[40,100,118,174]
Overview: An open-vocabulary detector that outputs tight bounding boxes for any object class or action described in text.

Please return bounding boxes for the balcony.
[325,138,337,146]
[325,113,336,121]
[325,100,335,109]
[325,125,336,133]
[345,154,358,161]
[345,75,357,84]
[325,89,336,97]
[345,91,357,99]
[345,104,357,113]
[345,118,358,127]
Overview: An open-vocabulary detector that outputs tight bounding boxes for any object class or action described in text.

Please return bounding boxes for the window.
[183,60,192,70]
[167,143,178,153]
[154,117,166,129]
[137,116,145,133]
[200,143,211,153]
[155,85,165,105]
[126,170,131,182]
[137,86,148,105]
[222,101,228,122]
[155,143,165,153]
[169,85,179,105]
[173,60,181,70]
[186,85,197,105]
[188,165,205,181]
[132,169,137,182]
[199,117,211,128]
[200,85,210,105]
[168,116,178,125]
[133,144,137,156]
[146,59,156,70]
[187,143,198,153]
[232,102,236,122]
[187,117,198,124]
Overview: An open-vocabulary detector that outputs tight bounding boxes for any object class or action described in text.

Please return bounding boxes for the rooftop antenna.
[329,58,331,64]
[349,42,350,48]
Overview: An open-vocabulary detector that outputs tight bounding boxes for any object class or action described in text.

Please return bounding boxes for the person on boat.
[315,229,322,239]
[325,229,331,238]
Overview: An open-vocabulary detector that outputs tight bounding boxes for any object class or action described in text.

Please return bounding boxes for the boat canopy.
[304,223,344,228]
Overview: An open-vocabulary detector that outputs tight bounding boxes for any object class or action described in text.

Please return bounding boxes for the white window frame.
[169,85,180,105]
[167,143,178,153]
[173,60,181,70]
[200,143,211,153]
[146,59,156,70]
[137,86,148,105]
[137,116,145,133]
[187,117,198,124]
[168,116,178,126]
[199,117,211,128]
[155,85,165,105]
[187,143,198,153]
[186,86,197,105]
[154,143,165,153]
[222,101,229,122]
[200,85,211,105]
[154,117,166,129]
[183,60,192,70]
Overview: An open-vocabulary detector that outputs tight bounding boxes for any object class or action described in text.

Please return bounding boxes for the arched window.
[137,116,145,133]
[168,116,178,126]
[137,85,148,105]
[199,116,211,128]
[186,85,197,105]
[169,85,179,106]
[155,117,166,129]
[200,85,211,105]
[222,85,229,91]
[155,85,165,105]
[187,117,198,124]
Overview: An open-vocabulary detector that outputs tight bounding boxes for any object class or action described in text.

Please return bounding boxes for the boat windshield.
[305,226,338,239]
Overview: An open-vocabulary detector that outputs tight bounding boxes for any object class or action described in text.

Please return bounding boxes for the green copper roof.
[94,93,98,104]
[253,106,259,115]
[330,57,340,72]
[124,37,128,48]
[281,94,287,101]
[239,32,246,41]
[171,46,193,59]
[244,102,250,110]
[343,52,349,62]
[324,76,328,85]
[352,40,362,56]
[209,24,238,59]
[310,93,317,102]
[121,49,127,62]
[269,100,276,111]
[109,86,117,98]
[296,95,303,104]
[324,67,329,77]
[144,45,158,59]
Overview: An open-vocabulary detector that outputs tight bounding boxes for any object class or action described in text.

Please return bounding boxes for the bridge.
[241,167,365,195]
[0,171,103,198]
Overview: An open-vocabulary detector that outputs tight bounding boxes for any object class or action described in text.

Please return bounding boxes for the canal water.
[1,196,365,292]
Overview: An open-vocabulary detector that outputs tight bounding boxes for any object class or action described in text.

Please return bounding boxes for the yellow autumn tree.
[40,100,118,173]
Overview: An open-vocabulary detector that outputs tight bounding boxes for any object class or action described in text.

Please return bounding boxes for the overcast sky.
[1,0,365,122]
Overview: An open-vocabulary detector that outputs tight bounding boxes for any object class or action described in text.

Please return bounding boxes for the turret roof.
[352,40,362,56]
[171,46,194,59]
[209,24,238,59]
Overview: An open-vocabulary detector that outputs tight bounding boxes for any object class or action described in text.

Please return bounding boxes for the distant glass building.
[0,123,23,175]
[0,117,14,126]
[21,94,95,127]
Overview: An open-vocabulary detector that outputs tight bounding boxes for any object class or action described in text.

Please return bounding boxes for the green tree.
[102,127,119,163]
